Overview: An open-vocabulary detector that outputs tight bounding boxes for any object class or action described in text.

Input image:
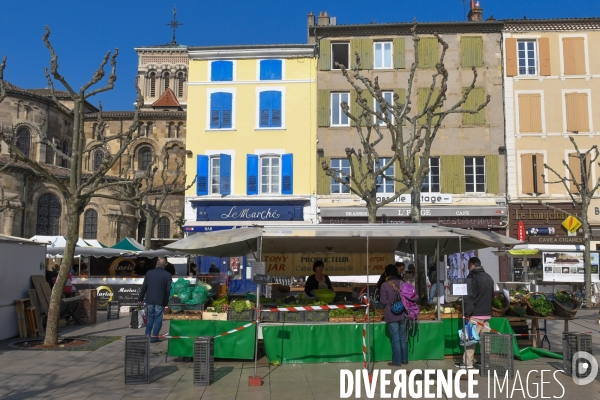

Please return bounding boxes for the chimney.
[307,11,315,28]
[318,11,330,26]
[468,0,483,22]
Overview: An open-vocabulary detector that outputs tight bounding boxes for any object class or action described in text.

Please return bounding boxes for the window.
[211,61,233,81]
[163,72,170,91]
[149,72,156,97]
[518,94,543,133]
[562,37,586,75]
[565,92,590,133]
[157,217,170,239]
[210,92,233,129]
[177,72,185,97]
[15,127,31,158]
[146,122,153,137]
[259,91,282,128]
[83,209,98,239]
[210,156,220,194]
[331,43,349,70]
[260,60,282,80]
[139,147,153,170]
[330,158,351,194]
[375,91,394,125]
[520,153,545,194]
[45,145,54,165]
[260,156,280,194]
[93,150,104,171]
[518,40,537,76]
[421,157,440,193]
[37,193,61,235]
[376,158,394,194]
[465,157,485,193]
[374,42,392,69]
[568,152,592,192]
[61,141,70,168]
[138,122,144,137]
[331,92,349,126]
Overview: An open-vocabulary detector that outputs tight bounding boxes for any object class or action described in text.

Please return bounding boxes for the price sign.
[251,262,268,284]
[452,283,468,296]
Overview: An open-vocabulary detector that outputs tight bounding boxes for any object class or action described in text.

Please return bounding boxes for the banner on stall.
[262,253,395,276]
[542,251,600,282]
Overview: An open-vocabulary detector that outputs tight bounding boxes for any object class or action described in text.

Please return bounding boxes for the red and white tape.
[153,320,257,340]
[465,317,600,337]
[262,304,367,312]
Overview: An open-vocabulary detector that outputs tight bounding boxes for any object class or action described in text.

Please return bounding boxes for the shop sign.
[185,225,246,233]
[262,253,395,276]
[562,215,582,234]
[542,252,599,283]
[517,221,525,241]
[360,193,452,205]
[527,227,555,236]
[76,283,143,307]
[192,201,305,222]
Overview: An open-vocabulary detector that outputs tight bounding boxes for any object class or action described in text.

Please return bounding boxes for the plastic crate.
[194,336,215,386]
[280,311,306,323]
[563,332,592,376]
[170,303,205,312]
[304,310,329,323]
[259,310,279,323]
[107,301,120,319]
[479,333,514,380]
[227,309,257,321]
[124,336,149,384]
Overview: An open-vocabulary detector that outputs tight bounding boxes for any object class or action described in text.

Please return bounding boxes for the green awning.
[111,237,145,251]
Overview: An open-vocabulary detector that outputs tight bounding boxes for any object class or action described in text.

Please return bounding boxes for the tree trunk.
[143,209,155,250]
[410,187,428,304]
[582,203,592,307]
[367,204,377,224]
[44,202,80,345]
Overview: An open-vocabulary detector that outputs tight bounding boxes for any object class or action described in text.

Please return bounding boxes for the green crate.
[259,310,279,323]
[227,309,256,321]
[304,310,328,323]
[280,311,306,323]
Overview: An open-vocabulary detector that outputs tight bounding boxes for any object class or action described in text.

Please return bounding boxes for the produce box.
[304,310,328,323]
[163,314,202,320]
[227,309,257,321]
[203,312,228,321]
[280,311,306,323]
[259,310,279,323]
[329,317,354,323]
[170,304,204,312]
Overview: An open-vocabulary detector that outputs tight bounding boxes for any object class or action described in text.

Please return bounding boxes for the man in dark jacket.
[138,257,172,342]
[456,257,494,369]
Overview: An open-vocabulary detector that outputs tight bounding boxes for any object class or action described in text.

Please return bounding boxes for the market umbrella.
[137,249,191,258]
[164,227,262,257]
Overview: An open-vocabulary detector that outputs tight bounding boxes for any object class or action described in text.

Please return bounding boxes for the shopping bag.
[457,321,479,346]
[129,307,147,329]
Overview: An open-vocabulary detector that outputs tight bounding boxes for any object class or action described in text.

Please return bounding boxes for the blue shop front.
[184,199,313,294]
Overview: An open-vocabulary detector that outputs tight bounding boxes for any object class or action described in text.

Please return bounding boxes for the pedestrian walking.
[455,257,494,369]
[138,256,172,342]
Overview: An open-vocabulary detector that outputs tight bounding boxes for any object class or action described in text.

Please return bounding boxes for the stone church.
[0,38,188,247]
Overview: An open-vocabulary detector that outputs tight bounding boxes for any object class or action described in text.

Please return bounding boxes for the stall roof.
[29,235,104,248]
[164,224,521,257]
[0,234,46,245]
[137,249,191,258]
[111,237,145,251]
[46,247,135,258]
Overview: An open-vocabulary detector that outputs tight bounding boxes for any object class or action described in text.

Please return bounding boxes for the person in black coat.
[138,257,172,342]
[304,260,333,296]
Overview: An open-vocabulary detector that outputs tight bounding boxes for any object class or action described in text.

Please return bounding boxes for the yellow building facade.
[184,45,317,239]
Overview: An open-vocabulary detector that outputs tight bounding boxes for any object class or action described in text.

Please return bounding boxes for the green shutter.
[318,39,331,71]
[418,87,441,125]
[485,155,499,194]
[318,90,330,127]
[393,88,407,125]
[351,38,373,70]
[462,87,486,125]
[460,37,483,68]
[393,37,406,69]
[440,155,465,194]
[418,37,438,68]
[317,156,331,195]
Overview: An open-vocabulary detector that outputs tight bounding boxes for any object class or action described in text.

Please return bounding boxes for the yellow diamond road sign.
[562,215,582,234]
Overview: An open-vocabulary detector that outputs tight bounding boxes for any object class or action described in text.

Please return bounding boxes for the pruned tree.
[0,27,145,345]
[321,22,489,303]
[542,136,600,307]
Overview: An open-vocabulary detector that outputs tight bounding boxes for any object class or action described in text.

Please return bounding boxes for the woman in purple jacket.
[380,264,408,366]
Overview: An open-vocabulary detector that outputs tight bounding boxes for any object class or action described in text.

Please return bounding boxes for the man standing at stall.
[138,257,172,342]
[455,257,494,369]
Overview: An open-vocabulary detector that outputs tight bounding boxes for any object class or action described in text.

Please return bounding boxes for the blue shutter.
[259,92,271,127]
[196,155,209,195]
[282,153,293,195]
[259,60,270,80]
[221,93,232,128]
[220,153,231,195]
[222,61,233,81]
[211,61,233,81]
[271,91,282,127]
[210,93,221,128]
[246,154,259,195]
[271,60,282,80]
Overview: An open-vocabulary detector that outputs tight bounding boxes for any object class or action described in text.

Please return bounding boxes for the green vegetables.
[329,309,354,317]
[528,295,554,316]
[230,299,254,313]
[492,298,503,309]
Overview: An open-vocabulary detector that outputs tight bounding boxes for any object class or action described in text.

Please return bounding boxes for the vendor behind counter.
[304,260,333,296]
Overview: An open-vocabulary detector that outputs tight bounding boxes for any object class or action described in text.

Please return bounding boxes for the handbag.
[388,281,406,315]
[458,321,479,346]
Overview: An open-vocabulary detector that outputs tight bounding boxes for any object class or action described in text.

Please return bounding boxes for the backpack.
[388,280,420,321]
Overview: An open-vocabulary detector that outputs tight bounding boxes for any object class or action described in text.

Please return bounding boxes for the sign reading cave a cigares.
[508,203,584,244]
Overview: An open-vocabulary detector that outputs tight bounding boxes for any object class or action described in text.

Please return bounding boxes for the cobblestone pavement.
[1,310,599,399]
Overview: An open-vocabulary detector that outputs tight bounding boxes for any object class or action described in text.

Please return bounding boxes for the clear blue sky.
[2,0,599,110]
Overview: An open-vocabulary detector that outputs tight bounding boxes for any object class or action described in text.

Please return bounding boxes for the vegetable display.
[527,294,554,316]
[329,309,354,317]
[492,298,503,309]
[230,299,254,313]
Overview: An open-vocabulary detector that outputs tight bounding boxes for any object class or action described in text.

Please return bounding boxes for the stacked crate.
[107,301,120,319]
[74,289,97,325]
[563,332,593,376]
[124,336,150,384]
[479,333,514,379]
[194,336,215,386]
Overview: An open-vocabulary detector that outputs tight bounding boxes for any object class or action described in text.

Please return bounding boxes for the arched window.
[83,209,98,239]
[137,218,146,243]
[36,193,61,235]
[16,127,31,158]
[157,217,170,238]
[149,72,156,97]
[138,122,145,137]
[177,72,185,97]
[93,150,105,171]
[163,72,170,91]
[168,122,175,138]
[139,147,153,170]
[45,145,54,165]
[61,141,70,168]
[146,122,153,137]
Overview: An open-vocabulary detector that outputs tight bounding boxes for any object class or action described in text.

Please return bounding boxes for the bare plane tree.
[542,136,600,307]
[321,22,489,302]
[0,27,145,345]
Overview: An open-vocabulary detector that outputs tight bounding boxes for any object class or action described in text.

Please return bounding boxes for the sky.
[2,0,599,110]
